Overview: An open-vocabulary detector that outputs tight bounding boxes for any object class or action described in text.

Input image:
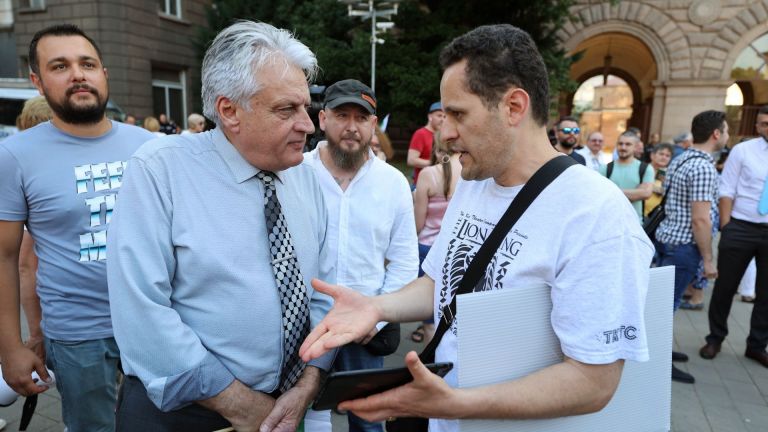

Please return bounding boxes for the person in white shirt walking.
[304,79,418,432]
[700,105,768,368]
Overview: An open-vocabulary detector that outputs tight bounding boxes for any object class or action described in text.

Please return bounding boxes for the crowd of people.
[0,17,765,432]
[547,107,768,385]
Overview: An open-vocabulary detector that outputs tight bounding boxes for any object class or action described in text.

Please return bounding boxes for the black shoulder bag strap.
[418,155,578,363]
[654,154,708,216]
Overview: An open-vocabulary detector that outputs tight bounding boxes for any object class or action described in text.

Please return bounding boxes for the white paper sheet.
[457,266,673,432]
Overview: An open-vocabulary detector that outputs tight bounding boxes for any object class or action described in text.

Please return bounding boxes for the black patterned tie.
[256,170,310,392]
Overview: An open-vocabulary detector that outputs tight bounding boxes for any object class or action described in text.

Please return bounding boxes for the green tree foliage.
[197,0,577,127]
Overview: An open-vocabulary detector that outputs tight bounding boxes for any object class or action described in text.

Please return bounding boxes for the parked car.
[0,86,125,139]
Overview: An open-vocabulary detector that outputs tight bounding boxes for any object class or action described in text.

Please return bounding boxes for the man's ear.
[318,109,327,132]
[30,72,44,96]
[500,87,529,127]
[216,96,240,134]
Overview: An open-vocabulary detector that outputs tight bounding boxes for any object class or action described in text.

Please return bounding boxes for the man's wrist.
[293,366,324,400]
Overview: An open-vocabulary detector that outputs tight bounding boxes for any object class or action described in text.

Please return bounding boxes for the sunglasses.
[559,127,580,134]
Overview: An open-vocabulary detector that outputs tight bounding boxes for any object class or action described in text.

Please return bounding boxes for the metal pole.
[370,0,376,93]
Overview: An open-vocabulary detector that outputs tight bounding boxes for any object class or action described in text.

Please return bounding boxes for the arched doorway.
[565,32,658,141]
[573,75,633,154]
[729,31,768,139]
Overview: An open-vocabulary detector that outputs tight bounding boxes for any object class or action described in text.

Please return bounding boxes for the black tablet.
[312,362,453,411]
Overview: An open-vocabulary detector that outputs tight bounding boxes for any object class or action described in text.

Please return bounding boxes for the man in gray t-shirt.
[0,24,153,432]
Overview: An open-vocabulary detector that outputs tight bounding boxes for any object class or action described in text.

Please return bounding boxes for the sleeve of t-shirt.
[0,146,28,221]
[642,165,655,184]
[551,213,653,364]
[408,129,429,153]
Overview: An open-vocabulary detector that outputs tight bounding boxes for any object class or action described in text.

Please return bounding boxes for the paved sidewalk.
[2,290,767,431]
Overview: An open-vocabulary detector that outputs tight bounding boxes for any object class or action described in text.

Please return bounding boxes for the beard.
[558,139,576,149]
[327,134,369,170]
[44,83,108,125]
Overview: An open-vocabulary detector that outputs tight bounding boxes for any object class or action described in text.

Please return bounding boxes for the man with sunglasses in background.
[554,116,586,165]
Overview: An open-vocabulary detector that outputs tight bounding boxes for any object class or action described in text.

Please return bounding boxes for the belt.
[732,217,768,228]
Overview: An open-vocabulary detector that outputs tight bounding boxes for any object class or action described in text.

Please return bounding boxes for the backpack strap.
[639,162,649,214]
[606,161,614,179]
[639,162,649,181]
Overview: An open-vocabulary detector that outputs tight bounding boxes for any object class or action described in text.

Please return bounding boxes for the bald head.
[586,131,604,154]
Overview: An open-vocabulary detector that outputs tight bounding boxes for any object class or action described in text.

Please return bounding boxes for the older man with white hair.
[181,113,206,135]
[107,21,335,432]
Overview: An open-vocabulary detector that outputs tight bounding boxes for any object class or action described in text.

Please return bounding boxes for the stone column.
[653,79,731,139]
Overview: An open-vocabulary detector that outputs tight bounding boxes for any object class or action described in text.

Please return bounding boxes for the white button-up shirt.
[305,143,418,300]
[720,136,768,223]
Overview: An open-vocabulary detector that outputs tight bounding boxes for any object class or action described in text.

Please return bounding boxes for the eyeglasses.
[559,127,580,134]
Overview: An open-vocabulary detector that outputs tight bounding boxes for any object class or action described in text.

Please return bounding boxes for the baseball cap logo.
[361,93,376,109]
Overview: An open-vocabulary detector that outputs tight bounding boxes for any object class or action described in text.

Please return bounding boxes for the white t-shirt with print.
[422,162,653,432]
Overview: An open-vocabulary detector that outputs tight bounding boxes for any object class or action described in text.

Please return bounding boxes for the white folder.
[457,266,673,432]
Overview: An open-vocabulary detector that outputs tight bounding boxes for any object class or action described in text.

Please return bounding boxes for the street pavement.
[2,289,767,431]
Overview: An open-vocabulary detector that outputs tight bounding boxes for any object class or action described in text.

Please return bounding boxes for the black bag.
[363,323,401,356]
[386,156,577,432]
[643,197,666,242]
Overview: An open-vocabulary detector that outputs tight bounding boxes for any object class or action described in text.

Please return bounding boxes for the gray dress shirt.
[107,128,335,411]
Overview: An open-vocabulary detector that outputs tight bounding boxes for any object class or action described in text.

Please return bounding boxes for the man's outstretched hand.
[299,279,381,362]
[338,351,460,422]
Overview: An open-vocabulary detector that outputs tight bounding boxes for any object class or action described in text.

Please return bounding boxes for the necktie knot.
[256,170,276,185]
[256,171,277,199]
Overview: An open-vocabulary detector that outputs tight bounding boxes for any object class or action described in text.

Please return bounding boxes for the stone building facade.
[560,0,768,142]
[2,0,211,127]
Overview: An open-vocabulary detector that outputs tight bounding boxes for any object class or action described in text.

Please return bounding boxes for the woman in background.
[142,116,166,137]
[370,125,394,161]
[410,131,461,343]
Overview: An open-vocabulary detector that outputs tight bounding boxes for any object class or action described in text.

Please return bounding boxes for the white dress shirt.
[304,143,419,299]
[720,136,768,223]
[576,147,602,171]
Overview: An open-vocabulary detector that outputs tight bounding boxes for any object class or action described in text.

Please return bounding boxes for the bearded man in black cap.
[304,79,418,432]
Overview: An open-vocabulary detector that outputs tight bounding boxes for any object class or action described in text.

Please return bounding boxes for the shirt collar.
[211,127,285,184]
[685,147,714,162]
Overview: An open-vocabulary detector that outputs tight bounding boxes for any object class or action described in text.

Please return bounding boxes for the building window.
[731,32,768,81]
[152,68,187,129]
[158,0,181,19]
[19,0,45,10]
[0,0,13,27]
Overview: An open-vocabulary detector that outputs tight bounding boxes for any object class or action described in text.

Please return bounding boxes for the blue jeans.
[658,242,702,311]
[334,343,384,432]
[45,337,120,432]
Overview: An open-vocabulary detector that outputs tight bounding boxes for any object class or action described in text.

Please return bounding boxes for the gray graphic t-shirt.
[0,121,154,340]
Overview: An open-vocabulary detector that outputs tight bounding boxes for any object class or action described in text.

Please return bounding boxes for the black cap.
[323,79,376,114]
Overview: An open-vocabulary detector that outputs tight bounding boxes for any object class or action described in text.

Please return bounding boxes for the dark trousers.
[707,218,768,351]
[116,375,231,432]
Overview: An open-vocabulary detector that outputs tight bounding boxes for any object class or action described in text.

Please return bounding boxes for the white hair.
[187,113,205,124]
[201,20,318,126]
